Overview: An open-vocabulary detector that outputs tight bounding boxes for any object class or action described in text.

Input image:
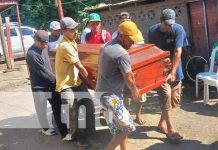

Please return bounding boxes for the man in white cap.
[41,21,62,74]
[55,17,94,141]
[47,21,62,72]
[48,21,62,52]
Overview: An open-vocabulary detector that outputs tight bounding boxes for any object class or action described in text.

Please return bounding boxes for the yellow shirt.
[55,36,82,92]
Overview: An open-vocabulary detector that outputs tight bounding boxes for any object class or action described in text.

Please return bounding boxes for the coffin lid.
[78,44,170,70]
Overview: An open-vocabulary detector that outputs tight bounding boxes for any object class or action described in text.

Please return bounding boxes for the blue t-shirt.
[148,23,189,80]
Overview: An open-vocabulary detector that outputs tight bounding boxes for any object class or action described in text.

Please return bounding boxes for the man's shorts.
[157,81,182,111]
[100,93,136,136]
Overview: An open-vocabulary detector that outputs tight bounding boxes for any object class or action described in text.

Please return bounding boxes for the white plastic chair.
[203,74,218,105]
[195,47,218,97]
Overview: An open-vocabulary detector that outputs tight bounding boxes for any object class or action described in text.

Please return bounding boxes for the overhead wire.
[18,0,90,7]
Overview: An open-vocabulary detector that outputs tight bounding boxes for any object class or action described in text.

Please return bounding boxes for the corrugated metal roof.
[88,0,144,12]
[87,0,201,12]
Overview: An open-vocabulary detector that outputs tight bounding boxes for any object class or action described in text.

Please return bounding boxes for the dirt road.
[0,60,218,150]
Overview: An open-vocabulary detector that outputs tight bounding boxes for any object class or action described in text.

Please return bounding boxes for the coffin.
[77,44,171,94]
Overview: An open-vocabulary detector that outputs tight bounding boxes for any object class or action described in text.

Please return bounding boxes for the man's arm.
[166,47,182,82]
[27,52,56,84]
[166,25,187,82]
[117,54,139,101]
[123,71,140,101]
[75,61,95,89]
[75,61,88,78]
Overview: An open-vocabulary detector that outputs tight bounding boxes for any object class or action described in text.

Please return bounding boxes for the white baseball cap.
[49,21,61,30]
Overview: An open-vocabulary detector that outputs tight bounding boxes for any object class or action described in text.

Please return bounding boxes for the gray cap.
[60,17,79,29]
[160,8,176,25]
[119,12,130,20]
[34,30,48,42]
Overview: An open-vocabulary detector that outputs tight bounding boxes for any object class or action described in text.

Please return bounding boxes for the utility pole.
[16,4,26,58]
[5,17,14,69]
[16,3,29,77]
[56,0,64,19]
[0,15,11,69]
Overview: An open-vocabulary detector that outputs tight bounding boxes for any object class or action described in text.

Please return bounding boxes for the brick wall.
[206,0,218,51]
[189,1,208,57]
[189,0,218,58]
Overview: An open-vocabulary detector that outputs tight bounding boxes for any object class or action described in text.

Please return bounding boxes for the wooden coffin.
[78,44,171,94]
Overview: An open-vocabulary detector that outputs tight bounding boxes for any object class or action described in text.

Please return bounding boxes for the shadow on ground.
[145,140,218,150]
[127,81,218,118]
[181,81,218,118]
[0,128,111,150]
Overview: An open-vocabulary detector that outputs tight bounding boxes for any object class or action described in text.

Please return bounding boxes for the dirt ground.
[0,59,218,150]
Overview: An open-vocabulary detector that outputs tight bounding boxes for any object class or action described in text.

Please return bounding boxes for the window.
[4,28,18,37]
[22,28,33,35]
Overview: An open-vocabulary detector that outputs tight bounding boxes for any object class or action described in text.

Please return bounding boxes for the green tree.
[2,0,124,31]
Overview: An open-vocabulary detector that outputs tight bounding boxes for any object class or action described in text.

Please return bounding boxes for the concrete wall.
[99,2,190,43]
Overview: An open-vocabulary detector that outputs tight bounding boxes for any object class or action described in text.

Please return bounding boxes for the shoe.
[41,128,56,136]
[62,133,72,141]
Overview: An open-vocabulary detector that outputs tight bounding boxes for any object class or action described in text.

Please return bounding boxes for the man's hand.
[86,79,96,90]
[124,71,140,101]
[132,88,140,101]
[79,74,96,90]
[170,72,176,82]
[167,47,182,82]
[75,61,88,78]
[165,72,176,82]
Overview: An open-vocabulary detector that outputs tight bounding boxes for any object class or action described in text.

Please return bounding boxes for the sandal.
[134,118,145,125]
[166,132,183,142]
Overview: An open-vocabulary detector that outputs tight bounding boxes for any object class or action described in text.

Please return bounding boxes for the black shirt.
[26,44,55,89]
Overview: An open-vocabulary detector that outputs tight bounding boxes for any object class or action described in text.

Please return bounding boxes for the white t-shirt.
[48,35,63,52]
[80,27,91,44]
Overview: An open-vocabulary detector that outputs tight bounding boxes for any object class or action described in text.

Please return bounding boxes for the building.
[88,0,218,59]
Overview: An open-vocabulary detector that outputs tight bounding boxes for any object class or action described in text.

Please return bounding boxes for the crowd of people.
[26,8,188,149]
